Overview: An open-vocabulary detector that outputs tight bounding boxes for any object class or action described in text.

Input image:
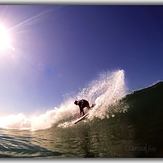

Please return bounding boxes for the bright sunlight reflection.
[0,23,14,53]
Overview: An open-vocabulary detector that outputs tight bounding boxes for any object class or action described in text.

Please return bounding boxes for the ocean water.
[0,70,162,158]
[0,116,134,158]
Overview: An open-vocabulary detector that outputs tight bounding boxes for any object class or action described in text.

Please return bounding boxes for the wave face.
[0,77,162,157]
[0,70,127,131]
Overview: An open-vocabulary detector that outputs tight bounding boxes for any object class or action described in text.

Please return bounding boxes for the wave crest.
[0,70,127,131]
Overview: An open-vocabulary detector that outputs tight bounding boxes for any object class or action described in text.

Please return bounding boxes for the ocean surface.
[0,71,162,158]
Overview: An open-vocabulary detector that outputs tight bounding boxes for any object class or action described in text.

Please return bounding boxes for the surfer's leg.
[80,107,84,116]
[80,107,85,116]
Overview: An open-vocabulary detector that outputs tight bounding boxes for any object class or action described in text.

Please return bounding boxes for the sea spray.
[88,69,126,120]
[59,70,127,128]
[0,70,127,131]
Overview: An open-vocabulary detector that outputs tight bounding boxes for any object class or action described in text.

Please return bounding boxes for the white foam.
[0,70,127,131]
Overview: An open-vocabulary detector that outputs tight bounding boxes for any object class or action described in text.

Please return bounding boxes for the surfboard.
[74,112,89,124]
[74,104,96,124]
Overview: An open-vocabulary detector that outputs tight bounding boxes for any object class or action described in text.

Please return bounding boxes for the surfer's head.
[74,100,78,105]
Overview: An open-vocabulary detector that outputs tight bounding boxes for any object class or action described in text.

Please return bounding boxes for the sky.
[0,5,163,114]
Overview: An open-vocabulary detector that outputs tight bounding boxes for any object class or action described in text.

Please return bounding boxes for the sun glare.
[0,23,14,53]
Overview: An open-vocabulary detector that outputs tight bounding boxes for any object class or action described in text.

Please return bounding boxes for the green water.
[0,82,162,158]
[0,116,136,158]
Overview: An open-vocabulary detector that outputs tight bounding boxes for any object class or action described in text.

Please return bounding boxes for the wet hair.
[74,100,78,105]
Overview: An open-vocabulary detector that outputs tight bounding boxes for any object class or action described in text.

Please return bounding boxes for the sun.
[0,23,14,53]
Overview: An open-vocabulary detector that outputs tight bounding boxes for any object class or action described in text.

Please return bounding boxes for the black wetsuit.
[78,99,90,116]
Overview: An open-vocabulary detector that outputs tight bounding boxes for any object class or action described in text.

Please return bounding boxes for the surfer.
[74,99,91,116]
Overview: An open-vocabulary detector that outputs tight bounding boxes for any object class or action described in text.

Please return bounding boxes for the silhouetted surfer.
[74,99,91,116]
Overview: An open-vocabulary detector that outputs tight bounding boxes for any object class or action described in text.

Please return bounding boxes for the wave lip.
[0,69,127,131]
[88,69,126,120]
[58,70,127,128]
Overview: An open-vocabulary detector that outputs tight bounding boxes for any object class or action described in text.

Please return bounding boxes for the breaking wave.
[0,70,127,131]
